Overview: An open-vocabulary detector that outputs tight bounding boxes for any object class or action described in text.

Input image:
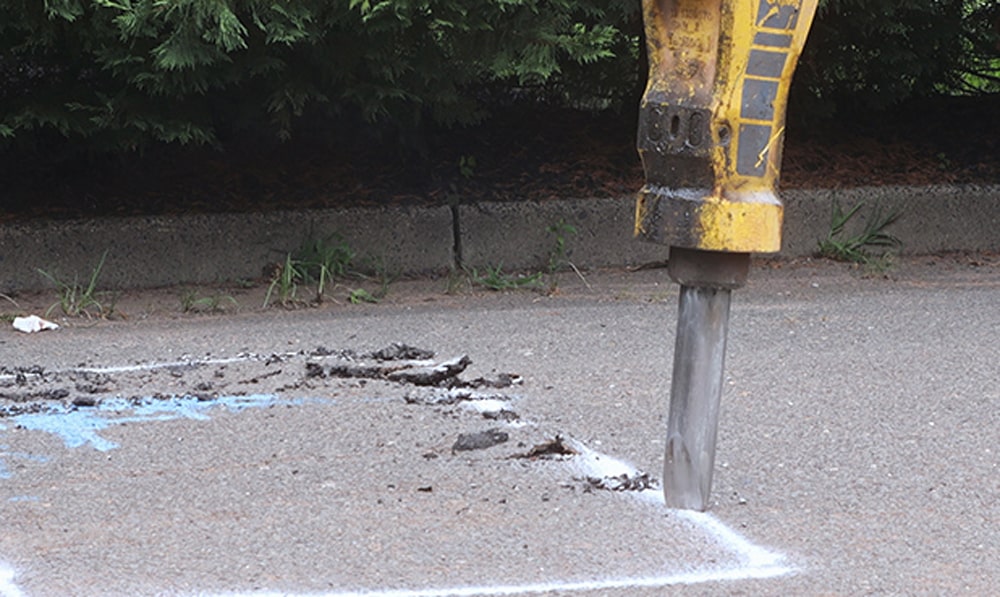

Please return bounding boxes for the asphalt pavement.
[0,257,998,596]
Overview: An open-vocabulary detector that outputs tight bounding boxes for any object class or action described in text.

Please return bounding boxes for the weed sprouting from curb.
[370,257,396,300]
[817,201,902,268]
[348,256,396,303]
[469,264,545,291]
[445,267,468,294]
[296,234,354,302]
[180,290,238,313]
[264,253,306,308]
[0,293,20,322]
[464,220,588,293]
[1,293,18,309]
[37,250,115,318]
[547,220,577,274]
[546,219,589,291]
[264,234,394,307]
[348,288,379,304]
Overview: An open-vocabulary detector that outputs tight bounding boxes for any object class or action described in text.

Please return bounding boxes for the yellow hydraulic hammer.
[635,0,818,510]
[637,0,817,252]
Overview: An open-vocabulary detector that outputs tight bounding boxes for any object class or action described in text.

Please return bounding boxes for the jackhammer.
[636,0,818,510]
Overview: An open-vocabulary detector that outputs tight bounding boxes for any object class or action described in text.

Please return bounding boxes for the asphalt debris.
[514,436,577,460]
[583,472,658,492]
[71,395,99,407]
[0,388,70,404]
[452,428,510,453]
[463,372,521,389]
[367,343,435,361]
[1,341,665,506]
[482,408,520,422]
[385,355,472,386]
[0,343,518,417]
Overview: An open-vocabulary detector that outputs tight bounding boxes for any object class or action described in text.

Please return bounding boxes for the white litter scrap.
[12,315,59,333]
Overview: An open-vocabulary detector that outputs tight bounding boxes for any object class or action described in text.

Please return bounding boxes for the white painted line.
[571,440,793,573]
[0,351,437,381]
[69,357,253,375]
[677,510,786,569]
[212,442,796,597]
[571,440,645,479]
[0,563,25,597]
[0,353,293,382]
[219,561,792,596]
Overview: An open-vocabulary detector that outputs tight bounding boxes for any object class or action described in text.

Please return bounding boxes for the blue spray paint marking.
[12,394,297,451]
[1,395,331,479]
[0,445,49,480]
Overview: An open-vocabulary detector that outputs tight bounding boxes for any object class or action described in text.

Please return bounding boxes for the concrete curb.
[0,206,454,293]
[782,184,1000,257]
[2,184,997,292]
[457,197,668,272]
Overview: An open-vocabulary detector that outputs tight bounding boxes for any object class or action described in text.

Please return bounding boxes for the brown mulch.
[1,95,997,223]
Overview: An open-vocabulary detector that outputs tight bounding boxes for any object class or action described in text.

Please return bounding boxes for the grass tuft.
[36,250,115,318]
[817,202,903,266]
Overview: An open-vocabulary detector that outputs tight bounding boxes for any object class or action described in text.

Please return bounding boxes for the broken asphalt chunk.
[482,409,519,422]
[304,362,325,378]
[452,428,509,453]
[403,387,511,406]
[324,362,387,379]
[367,343,435,361]
[71,396,99,407]
[387,356,471,386]
[464,372,522,389]
[514,436,577,460]
[584,472,658,492]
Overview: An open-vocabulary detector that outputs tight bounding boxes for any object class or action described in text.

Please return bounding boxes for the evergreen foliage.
[0,0,637,150]
[0,0,995,152]
[794,0,999,117]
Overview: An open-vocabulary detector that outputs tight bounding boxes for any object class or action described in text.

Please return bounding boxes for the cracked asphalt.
[0,257,998,596]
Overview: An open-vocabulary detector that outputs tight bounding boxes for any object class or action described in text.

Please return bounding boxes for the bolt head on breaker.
[634,0,818,254]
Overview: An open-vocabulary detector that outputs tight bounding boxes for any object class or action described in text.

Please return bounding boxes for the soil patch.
[1,96,996,223]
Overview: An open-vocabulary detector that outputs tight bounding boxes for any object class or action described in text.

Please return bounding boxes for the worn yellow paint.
[636,0,818,253]
[641,0,720,103]
[698,196,783,252]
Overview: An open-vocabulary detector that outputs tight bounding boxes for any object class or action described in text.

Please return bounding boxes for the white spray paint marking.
[212,533,790,597]
[0,353,281,382]
[461,396,530,427]
[570,440,792,573]
[677,510,785,569]
[570,440,644,478]
[68,356,259,375]
[208,438,795,597]
[2,356,796,596]
[0,563,25,597]
[217,560,791,596]
[464,398,510,415]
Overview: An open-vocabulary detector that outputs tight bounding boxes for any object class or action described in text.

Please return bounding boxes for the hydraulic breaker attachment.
[635,0,817,511]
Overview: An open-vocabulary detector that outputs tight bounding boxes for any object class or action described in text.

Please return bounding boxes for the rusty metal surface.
[667,247,750,290]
